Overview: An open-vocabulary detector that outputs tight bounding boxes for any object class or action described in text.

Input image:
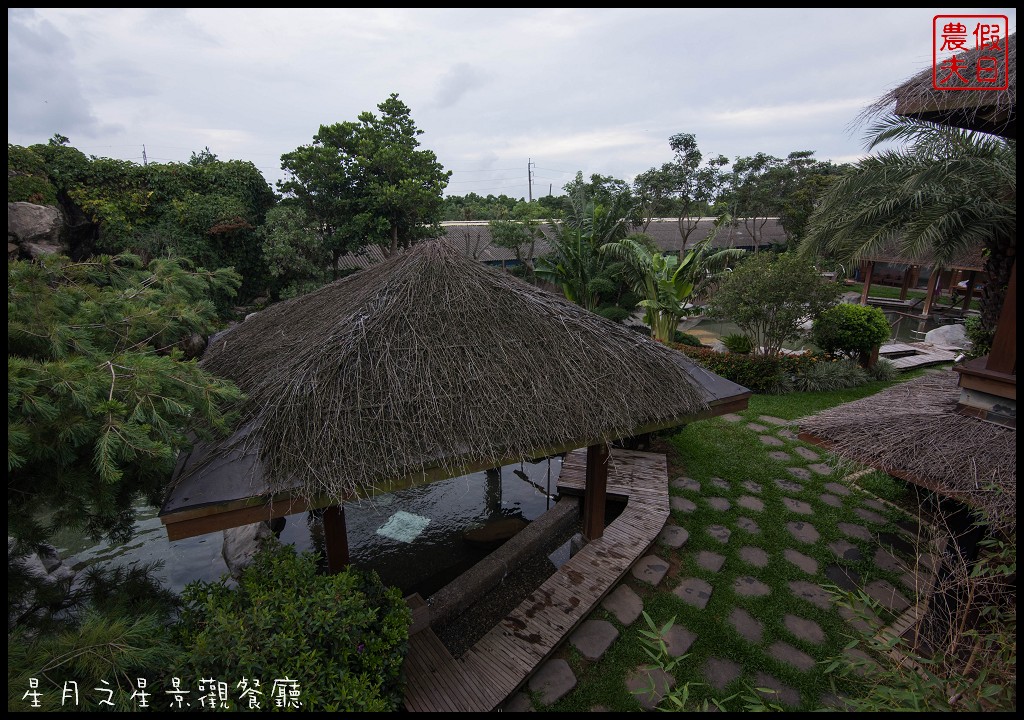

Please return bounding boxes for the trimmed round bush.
[811,303,890,362]
[673,331,703,347]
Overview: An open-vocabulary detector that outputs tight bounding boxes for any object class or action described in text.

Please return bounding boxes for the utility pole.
[527,158,535,202]
[142,145,148,166]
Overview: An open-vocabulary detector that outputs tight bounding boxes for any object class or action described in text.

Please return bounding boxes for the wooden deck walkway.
[879,342,960,370]
[402,448,669,712]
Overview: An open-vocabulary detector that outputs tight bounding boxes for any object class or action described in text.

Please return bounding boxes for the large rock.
[222,521,274,578]
[925,323,970,349]
[8,202,66,258]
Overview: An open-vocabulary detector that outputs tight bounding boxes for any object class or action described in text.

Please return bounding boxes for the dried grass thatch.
[799,370,1016,531]
[864,32,1016,138]
[200,240,717,503]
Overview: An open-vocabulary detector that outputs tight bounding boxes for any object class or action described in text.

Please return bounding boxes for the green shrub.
[597,305,631,323]
[867,357,899,381]
[720,333,753,354]
[673,331,703,347]
[811,303,891,363]
[792,358,868,392]
[963,315,993,359]
[176,540,411,712]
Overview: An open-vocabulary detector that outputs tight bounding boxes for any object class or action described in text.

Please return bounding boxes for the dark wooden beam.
[987,261,1016,375]
[860,261,875,305]
[582,443,609,541]
[323,504,350,573]
[922,267,940,316]
[899,265,913,300]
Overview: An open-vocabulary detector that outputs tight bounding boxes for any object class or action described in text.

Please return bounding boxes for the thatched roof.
[866,32,1016,138]
[337,218,788,270]
[859,238,987,271]
[799,371,1016,532]
[187,240,747,507]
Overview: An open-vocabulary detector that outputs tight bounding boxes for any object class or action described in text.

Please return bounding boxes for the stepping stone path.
[706,497,731,511]
[784,548,818,574]
[738,495,764,512]
[807,463,833,475]
[502,692,533,712]
[786,521,819,544]
[733,575,771,597]
[789,581,832,609]
[855,507,888,525]
[874,547,909,573]
[721,413,743,422]
[747,422,769,432]
[760,435,785,447]
[707,525,732,543]
[728,607,763,642]
[777,429,798,440]
[786,467,812,481]
[626,666,675,711]
[775,478,803,492]
[674,578,713,609]
[632,555,669,586]
[865,579,911,613]
[759,415,791,426]
[710,477,731,491]
[703,658,741,691]
[768,641,815,671]
[753,672,801,708]
[735,517,760,534]
[768,451,791,461]
[828,539,863,562]
[696,550,726,572]
[818,493,843,508]
[837,522,872,541]
[602,585,643,626]
[739,546,769,568]
[824,481,851,496]
[742,480,763,494]
[570,619,619,661]
[878,532,916,556]
[793,446,820,461]
[657,524,689,549]
[839,600,881,634]
[670,497,696,513]
[862,498,887,511]
[784,614,825,645]
[662,625,697,657]
[529,658,577,706]
[782,497,814,515]
[825,564,862,592]
[672,476,701,492]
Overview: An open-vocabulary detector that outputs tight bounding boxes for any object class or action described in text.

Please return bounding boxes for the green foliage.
[963,315,994,360]
[8,144,58,205]
[7,254,242,544]
[811,303,891,362]
[792,357,868,392]
[706,252,841,355]
[258,204,332,297]
[673,331,703,347]
[596,305,631,323]
[720,333,753,354]
[176,540,411,712]
[867,357,899,381]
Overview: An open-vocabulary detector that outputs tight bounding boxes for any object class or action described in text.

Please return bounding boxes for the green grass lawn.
[542,369,940,712]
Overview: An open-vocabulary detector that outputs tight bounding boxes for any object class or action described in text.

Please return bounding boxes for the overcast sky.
[8,8,1017,200]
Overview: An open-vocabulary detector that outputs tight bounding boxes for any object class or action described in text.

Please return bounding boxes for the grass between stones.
[542,369,941,712]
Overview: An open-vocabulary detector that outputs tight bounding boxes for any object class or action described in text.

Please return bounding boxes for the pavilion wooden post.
[860,261,875,305]
[921,267,941,316]
[582,443,609,541]
[959,270,977,314]
[899,266,913,300]
[987,261,1016,375]
[323,504,350,573]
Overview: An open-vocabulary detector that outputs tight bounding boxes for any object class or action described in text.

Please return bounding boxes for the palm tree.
[801,114,1015,330]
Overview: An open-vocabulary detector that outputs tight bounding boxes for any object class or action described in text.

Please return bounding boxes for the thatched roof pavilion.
[161,240,750,564]
[798,370,1015,533]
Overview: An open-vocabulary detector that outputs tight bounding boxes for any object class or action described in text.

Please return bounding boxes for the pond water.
[59,456,563,598]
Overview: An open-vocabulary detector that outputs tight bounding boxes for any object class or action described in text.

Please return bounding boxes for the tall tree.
[801,114,1015,330]
[278,93,451,267]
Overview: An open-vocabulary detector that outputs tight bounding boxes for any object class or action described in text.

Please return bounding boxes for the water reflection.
[62,456,563,597]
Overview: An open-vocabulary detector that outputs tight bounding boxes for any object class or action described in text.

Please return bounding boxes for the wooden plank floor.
[880,342,959,369]
[402,448,669,712]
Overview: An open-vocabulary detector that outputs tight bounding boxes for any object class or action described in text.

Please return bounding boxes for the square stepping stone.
[657,524,689,549]
[768,640,815,671]
[786,466,812,481]
[793,446,820,461]
[877,531,915,556]
[728,607,763,642]
[855,507,888,525]
[839,600,880,634]
[602,584,643,626]
[738,495,764,512]
[706,524,732,543]
[671,496,697,513]
[733,575,771,597]
[782,497,814,515]
[874,547,909,573]
[862,498,887,511]
[735,517,760,534]
[818,493,843,508]
[759,415,791,426]
[632,554,670,586]
[528,658,577,706]
[703,657,741,691]
[823,481,851,496]
[721,413,744,422]
[672,476,700,492]
[865,579,911,612]
[783,614,825,645]
[753,672,801,708]
[710,477,730,490]
[706,497,731,511]
[775,478,803,493]
[742,480,763,494]
[662,624,697,657]
[777,429,798,440]
[808,462,833,475]
[739,546,769,568]
[673,577,713,609]
[626,666,675,711]
[786,521,819,544]
[789,580,832,609]
[570,619,620,661]
[768,450,791,462]
[501,692,534,712]
[784,548,818,574]
[696,550,726,572]
[837,522,872,541]
[828,539,863,562]
[824,564,861,592]
[760,435,785,447]
[747,422,769,432]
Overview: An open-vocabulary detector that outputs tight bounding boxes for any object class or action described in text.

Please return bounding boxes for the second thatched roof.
[197,240,741,504]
